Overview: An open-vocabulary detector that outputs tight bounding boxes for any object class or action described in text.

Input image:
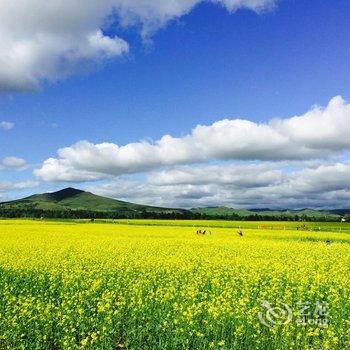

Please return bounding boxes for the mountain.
[190,206,253,217]
[0,187,186,215]
[191,206,346,220]
[1,189,349,220]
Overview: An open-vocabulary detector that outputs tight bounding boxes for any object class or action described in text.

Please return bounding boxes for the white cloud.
[1,157,27,170]
[272,96,350,151]
[114,0,275,38]
[274,162,350,195]
[0,121,15,130]
[35,96,350,182]
[0,1,128,91]
[0,0,274,91]
[89,161,350,209]
[148,163,282,187]
[34,157,106,182]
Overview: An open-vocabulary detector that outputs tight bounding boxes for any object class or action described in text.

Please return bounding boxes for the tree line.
[0,208,344,222]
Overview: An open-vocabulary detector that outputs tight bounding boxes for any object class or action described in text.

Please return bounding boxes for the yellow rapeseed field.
[0,220,349,349]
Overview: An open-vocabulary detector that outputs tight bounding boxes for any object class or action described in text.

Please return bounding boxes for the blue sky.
[1,0,350,208]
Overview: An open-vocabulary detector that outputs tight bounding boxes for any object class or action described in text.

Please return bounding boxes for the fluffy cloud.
[1,157,27,170]
[274,162,350,195]
[0,1,129,91]
[272,96,350,151]
[35,96,350,182]
[0,0,274,91]
[148,164,282,187]
[0,121,15,130]
[89,162,350,209]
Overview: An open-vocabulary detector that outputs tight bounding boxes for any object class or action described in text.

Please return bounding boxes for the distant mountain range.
[0,187,349,221]
[190,206,347,219]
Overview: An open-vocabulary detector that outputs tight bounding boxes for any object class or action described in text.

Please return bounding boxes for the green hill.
[0,188,185,215]
[190,206,253,217]
[191,206,343,220]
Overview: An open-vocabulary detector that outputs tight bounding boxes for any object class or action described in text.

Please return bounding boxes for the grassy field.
[0,220,349,349]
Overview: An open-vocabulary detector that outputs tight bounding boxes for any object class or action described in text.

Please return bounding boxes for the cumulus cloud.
[35,96,350,182]
[1,157,27,170]
[89,162,350,209]
[148,163,282,187]
[0,1,129,91]
[274,162,350,195]
[0,0,274,91]
[0,121,15,130]
[272,96,350,151]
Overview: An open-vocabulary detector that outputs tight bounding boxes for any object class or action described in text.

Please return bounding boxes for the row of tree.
[0,208,345,222]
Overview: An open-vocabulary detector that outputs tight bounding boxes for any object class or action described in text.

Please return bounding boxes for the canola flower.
[0,219,348,349]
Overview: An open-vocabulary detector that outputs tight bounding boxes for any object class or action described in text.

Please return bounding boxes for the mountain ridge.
[1,188,349,220]
[0,187,185,214]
